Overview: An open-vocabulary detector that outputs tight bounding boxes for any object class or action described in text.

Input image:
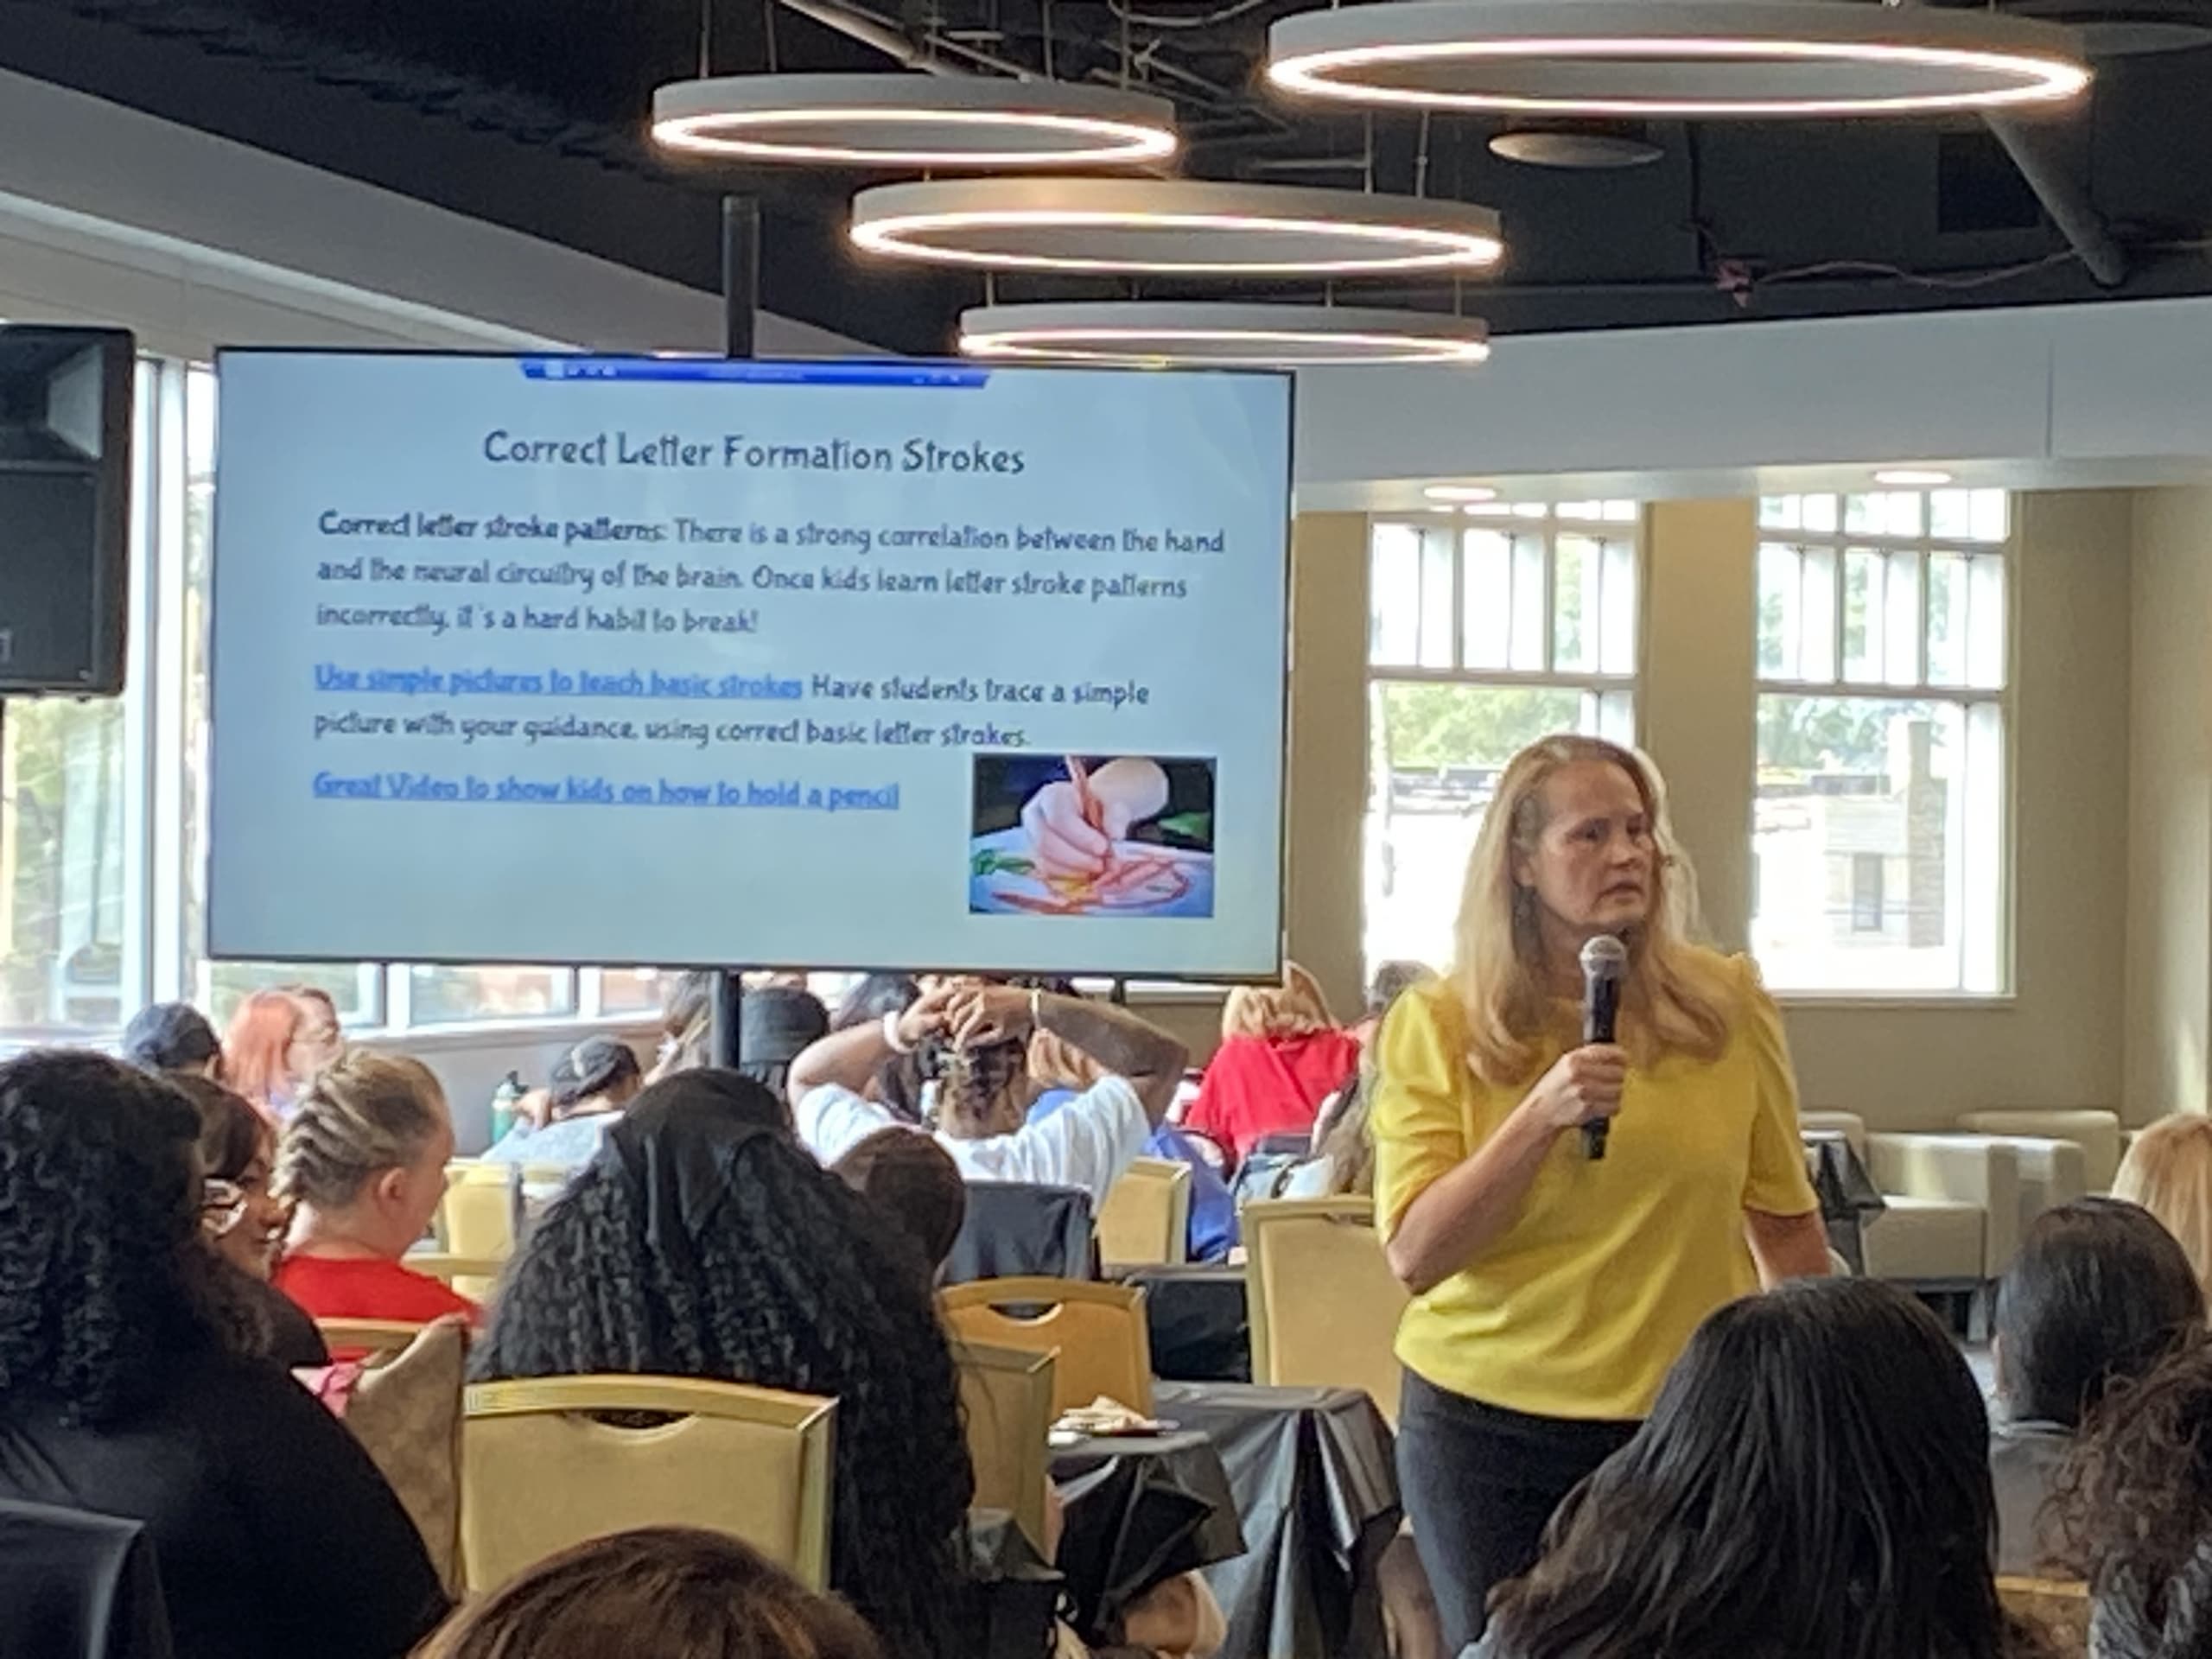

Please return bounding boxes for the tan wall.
[1777,490,2133,1127]
[1221,492,2139,1130]
[2126,487,2212,1120]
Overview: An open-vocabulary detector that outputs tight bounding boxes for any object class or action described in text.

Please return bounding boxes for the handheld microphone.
[1579,934,1628,1161]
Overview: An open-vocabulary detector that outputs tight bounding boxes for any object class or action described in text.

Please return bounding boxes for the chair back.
[461,1375,836,1595]
[0,1498,174,1659]
[1096,1158,1192,1269]
[315,1318,431,1363]
[944,1183,1096,1285]
[404,1251,505,1304]
[951,1339,1058,1556]
[1995,1576,2089,1656]
[436,1160,521,1258]
[1243,1197,1409,1424]
[940,1277,1152,1416]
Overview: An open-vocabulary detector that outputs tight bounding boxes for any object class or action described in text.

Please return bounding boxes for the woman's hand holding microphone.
[1522,1045,1629,1139]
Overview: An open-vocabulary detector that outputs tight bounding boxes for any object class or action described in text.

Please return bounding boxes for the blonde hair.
[1455,734,1729,1086]
[275,1050,448,1209]
[2114,1115,2212,1301]
[1222,962,1335,1042]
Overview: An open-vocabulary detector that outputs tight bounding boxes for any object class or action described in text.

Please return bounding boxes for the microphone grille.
[1580,934,1629,978]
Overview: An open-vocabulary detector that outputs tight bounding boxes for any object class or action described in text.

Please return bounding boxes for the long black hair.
[0,1052,256,1424]
[1484,1277,2043,1659]
[473,1071,973,1659]
[1996,1197,2203,1428]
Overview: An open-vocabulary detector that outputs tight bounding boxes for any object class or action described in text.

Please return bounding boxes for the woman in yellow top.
[1373,734,1828,1649]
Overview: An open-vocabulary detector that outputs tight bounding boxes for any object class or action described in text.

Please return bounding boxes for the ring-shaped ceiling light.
[852,178,1503,276]
[652,74,1178,167]
[958,302,1492,365]
[1266,0,2090,118]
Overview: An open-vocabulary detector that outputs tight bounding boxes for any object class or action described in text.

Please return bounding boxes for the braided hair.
[0,1052,257,1424]
[474,1074,975,1659]
[274,1050,447,1209]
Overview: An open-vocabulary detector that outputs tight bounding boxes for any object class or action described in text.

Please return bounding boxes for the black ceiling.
[8,0,2212,353]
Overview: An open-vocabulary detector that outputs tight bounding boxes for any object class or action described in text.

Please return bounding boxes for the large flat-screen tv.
[207,352,1291,978]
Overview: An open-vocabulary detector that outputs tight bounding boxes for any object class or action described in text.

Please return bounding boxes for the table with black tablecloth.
[1051,1427,1246,1641]
[1154,1382,1402,1659]
[1122,1263,1251,1382]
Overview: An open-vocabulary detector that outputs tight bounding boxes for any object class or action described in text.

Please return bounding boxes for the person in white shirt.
[788,981,1187,1210]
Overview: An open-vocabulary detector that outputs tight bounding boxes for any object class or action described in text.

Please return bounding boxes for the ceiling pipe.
[1983,112,2126,288]
[773,0,1027,77]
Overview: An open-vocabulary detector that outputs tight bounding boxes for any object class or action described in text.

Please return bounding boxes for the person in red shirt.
[1182,962,1364,1165]
[274,1051,477,1331]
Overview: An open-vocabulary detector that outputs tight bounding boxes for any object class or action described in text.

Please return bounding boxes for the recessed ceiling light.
[852,178,1504,276]
[959,302,1492,366]
[651,74,1178,167]
[1873,468,1955,486]
[1266,0,2089,118]
[1425,484,1498,501]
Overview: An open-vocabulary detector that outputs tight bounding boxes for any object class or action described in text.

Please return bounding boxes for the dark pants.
[1395,1368,1640,1649]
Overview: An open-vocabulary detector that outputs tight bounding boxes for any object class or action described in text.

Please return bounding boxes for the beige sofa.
[1957,1109,2125,1194]
[1802,1110,2019,1287]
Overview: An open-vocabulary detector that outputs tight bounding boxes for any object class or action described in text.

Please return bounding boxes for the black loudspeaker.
[0,327,135,696]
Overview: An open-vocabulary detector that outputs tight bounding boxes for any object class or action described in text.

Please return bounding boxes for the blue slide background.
[207,353,1290,977]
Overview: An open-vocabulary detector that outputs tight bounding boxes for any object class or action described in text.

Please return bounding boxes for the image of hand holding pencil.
[968,753,1217,919]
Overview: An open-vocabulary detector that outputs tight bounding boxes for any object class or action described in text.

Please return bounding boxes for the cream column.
[1282,511,1370,1020]
[1637,499,1759,950]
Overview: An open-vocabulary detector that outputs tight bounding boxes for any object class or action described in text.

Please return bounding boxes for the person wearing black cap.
[737,985,830,1108]
[120,1001,224,1080]
[483,1036,644,1176]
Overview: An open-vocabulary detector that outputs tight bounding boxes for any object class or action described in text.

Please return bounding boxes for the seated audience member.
[1182,963,1362,1165]
[648,970,711,1082]
[2114,1115,2212,1302]
[834,1127,968,1278]
[273,1052,477,1326]
[741,984,832,1106]
[416,1527,880,1659]
[0,1052,447,1659]
[1477,1278,2050,1659]
[1029,1045,1239,1262]
[833,972,922,1032]
[1281,1052,1380,1201]
[1991,1198,2203,1574]
[121,1001,224,1079]
[1354,959,1432,1045]
[224,988,343,1119]
[483,1036,643,1172]
[2057,1338,2212,1657]
[789,982,1189,1211]
[171,1074,329,1369]
[474,1071,974,1659]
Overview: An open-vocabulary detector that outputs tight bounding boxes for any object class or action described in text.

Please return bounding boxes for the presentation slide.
[207,353,1290,977]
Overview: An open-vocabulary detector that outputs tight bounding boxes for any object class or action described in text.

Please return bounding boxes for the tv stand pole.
[707,196,760,1071]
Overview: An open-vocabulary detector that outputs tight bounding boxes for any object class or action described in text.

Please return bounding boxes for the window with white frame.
[1364,502,1640,977]
[1751,489,2011,995]
[0,356,675,1047]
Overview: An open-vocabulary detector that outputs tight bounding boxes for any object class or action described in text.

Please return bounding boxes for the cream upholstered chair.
[436,1160,520,1259]
[1802,1111,2019,1286]
[460,1375,835,1595]
[404,1251,506,1305]
[1960,1110,2124,1193]
[950,1339,1058,1556]
[1996,1575,2089,1655]
[1243,1197,1409,1426]
[939,1278,1153,1416]
[315,1318,431,1362]
[1095,1158,1192,1270]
